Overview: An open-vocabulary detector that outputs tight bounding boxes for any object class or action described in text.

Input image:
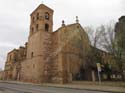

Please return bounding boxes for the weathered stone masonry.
[4,4,93,83]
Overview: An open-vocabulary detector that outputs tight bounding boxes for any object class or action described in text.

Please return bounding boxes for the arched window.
[31,27,34,32]
[10,55,12,61]
[31,27,34,35]
[31,52,34,58]
[36,13,39,20]
[45,12,49,20]
[33,64,35,68]
[36,24,39,31]
[32,16,35,23]
[45,24,49,32]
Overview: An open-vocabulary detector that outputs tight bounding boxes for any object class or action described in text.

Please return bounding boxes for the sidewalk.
[1,80,125,93]
[42,83,125,93]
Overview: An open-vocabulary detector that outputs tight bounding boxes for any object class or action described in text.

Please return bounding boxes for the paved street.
[0,82,110,93]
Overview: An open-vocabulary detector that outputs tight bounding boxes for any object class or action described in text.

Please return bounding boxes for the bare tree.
[81,22,125,81]
[85,26,104,70]
[97,23,125,80]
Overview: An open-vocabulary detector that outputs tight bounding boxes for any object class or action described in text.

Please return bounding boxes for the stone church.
[4,4,93,83]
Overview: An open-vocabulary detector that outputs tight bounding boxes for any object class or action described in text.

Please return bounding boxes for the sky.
[0,0,125,70]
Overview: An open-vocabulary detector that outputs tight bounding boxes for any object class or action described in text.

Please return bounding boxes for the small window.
[14,58,17,62]
[32,17,35,23]
[36,24,39,31]
[45,12,49,20]
[45,24,49,31]
[31,52,34,58]
[31,27,34,35]
[31,27,34,33]
[33,64,35,68]
[10,55,12,61]
[36,13,39,20]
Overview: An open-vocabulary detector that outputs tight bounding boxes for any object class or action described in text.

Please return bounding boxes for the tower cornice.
[30,4,54,16]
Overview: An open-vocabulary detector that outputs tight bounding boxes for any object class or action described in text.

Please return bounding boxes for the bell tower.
[25,4,54,83]
[29,4,53,36]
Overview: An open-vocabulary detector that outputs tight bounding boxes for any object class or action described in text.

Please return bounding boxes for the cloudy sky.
[0,0,125,70]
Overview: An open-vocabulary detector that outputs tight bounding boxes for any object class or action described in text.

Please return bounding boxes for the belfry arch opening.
[45,12,49,20]
[45,24,49,32]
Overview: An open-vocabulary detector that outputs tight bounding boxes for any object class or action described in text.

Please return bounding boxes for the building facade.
[4,4,93,83]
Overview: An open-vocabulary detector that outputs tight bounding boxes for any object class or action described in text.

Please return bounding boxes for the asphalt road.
[0,82,111,93]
